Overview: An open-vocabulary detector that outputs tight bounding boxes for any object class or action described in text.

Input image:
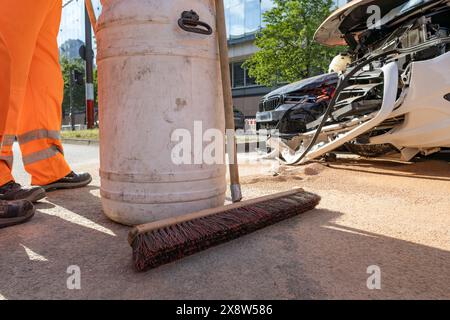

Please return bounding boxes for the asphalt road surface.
[1,144,449,299]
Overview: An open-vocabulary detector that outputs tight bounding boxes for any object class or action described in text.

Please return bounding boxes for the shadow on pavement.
[328,157,450,182]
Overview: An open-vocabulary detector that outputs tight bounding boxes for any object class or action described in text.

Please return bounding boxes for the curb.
[61,138,99,146]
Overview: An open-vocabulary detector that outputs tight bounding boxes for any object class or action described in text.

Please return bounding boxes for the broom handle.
[85,0,98,36]
[128,188,305,244]
[215,0,242,203]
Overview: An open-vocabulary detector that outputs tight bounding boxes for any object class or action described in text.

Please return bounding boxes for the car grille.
[259,96,281,112]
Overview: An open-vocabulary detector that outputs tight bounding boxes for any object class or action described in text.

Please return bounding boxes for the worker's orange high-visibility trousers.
[0,0,72,186]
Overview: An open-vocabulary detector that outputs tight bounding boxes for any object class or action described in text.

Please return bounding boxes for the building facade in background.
[225,0,274,117]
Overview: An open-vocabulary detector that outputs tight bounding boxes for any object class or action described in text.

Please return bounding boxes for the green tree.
[243,0,345,87]
[93,67,98,106]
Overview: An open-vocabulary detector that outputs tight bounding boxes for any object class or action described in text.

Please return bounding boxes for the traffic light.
[72,69,84,85]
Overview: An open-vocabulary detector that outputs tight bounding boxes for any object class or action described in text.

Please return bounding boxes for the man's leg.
[17,0,72,186]
[0,1,56,226]
[0,0,57,202]
[0,32,13,187]
[17,0,91,190]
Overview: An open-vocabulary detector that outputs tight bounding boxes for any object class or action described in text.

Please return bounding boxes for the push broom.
[84,0,321,271]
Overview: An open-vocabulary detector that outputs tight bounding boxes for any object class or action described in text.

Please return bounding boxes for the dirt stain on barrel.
[175,98,187,112]
[135,67,152,81]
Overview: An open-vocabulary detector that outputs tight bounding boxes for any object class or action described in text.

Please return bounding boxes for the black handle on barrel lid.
[178,10,213,35]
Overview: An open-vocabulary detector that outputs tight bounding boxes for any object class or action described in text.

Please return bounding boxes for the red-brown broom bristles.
[130,191,321,271]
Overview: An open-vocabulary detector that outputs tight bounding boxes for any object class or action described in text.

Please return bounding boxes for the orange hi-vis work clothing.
[0,0,72,186]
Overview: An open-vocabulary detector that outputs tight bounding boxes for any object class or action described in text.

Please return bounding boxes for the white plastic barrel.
[97,0,226,226]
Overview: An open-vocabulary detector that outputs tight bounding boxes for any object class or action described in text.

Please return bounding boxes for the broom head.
[129,188,320,271]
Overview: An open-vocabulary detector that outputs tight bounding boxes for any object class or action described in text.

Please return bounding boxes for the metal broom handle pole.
[215,0,243,203]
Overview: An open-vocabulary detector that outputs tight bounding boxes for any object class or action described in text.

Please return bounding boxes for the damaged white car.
[270,0,450,164]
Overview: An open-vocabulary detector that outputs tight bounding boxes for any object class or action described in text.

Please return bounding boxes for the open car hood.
[314,0,447,46]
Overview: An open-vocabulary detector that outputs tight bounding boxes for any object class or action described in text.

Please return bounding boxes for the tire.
[345,142,397,158]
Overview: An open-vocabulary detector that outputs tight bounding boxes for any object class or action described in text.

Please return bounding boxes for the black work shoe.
[0,181,46,203]
[41,171,92,191]
[0,200,35,229]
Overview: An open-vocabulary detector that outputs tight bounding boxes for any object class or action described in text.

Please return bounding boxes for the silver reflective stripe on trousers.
[22,145,61,166]
[0,155,13,168]
[1,135,16,147]
[18,129,61,145]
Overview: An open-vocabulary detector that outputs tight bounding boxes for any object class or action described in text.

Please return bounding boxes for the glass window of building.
[245,0,262,34]
[233,62,246,88]
[225,0,275,39]
[225,0,345,39]
[230,62,257,88]
[261,0,274,28]
[227,0,245,38]
[245,68,257,86]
